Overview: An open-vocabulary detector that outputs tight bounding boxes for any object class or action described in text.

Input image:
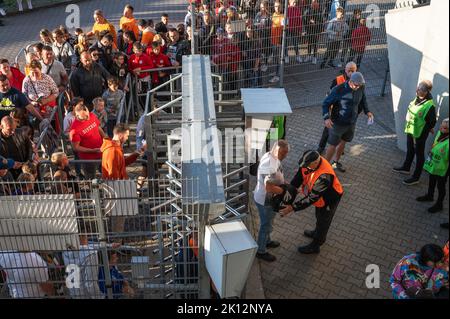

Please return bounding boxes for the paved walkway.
[1,1,448,299]
[251,93,448,299]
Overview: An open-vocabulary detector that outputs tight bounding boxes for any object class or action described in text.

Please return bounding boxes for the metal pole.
[92,179,114,299]
[381,66,390,97]
[191,3,196,55]
[279,0,289,87]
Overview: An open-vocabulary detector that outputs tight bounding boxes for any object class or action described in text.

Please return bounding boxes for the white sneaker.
[284,56,290,64]
[269,76,280,83]
[312,57,317,65]
[337,62,343,68]
[261,64,268,72]
[0,8,6,16]
[296,56,303,63]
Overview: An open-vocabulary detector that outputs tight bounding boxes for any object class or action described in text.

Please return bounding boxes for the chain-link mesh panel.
[186,0,395,106]
[0,178,201,299]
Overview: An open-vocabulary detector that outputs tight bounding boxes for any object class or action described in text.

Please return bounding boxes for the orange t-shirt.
[120,16,139,39]
[92,21,118,46]
[271,13,284,46]
[141,30,156,48]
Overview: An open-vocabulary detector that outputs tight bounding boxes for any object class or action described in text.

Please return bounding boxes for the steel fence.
[0,178,202,299]
[185,0,395,106]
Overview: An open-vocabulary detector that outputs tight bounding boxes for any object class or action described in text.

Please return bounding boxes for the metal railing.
[0,178,201,299]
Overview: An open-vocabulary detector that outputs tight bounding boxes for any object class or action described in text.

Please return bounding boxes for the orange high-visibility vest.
[336,74,346,85]
[189,237,199,258]
[301,157,343,208]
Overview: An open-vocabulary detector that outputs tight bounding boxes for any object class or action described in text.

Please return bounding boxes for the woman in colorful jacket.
[390,244,448,299]
[393,80,436,185]
[416,118,449,213]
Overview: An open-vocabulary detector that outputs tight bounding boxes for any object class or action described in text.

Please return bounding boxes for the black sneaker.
[332,161,346,173]
[393,167,410,174]
[440,222,449,229]
[297,244,320,254]
[303,230,315,239]
[256,252,276,262]
[428,203,443,214]
[266,241,280,249]
[403,177,419,186]
[416,195,434,202]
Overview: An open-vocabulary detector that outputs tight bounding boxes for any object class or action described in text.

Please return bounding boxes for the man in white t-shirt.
[0,251,53,298]
[41,46,68,92]
[62,235,104,299]
[253,139,290,262]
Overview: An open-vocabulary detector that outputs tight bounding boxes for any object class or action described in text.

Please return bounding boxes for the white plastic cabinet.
[204,221,258,298]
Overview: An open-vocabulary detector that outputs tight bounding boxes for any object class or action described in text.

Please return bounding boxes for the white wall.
[386,2,449,151]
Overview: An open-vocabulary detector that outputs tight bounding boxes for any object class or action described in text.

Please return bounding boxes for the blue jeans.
[255,202,277,254]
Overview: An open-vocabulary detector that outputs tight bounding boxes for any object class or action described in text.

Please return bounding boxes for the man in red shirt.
[69,100,107,179]
[285,0,303,64]
[0,59,25,91]
[349,18,371,68]
[128,42,154,80]
[149,42,172,86]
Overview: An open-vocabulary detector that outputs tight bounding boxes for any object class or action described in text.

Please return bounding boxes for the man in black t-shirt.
[0,75,42,122]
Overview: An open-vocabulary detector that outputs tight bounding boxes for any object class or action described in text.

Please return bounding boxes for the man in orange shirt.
[138,19,156,49]
[269,1,284,84]
[101,123,145,236]
[101,123,144,180]
[119,4,139,39]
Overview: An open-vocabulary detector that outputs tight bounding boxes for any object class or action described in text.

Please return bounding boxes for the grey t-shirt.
[41,59,67,87]
[102,89,124,120]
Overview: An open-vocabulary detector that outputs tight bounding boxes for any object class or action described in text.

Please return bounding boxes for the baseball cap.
[0,155,15,170]
[350,72,365,86]
[298,150,320,168]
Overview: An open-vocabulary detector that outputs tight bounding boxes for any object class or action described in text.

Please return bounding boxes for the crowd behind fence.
[0,178,201,299]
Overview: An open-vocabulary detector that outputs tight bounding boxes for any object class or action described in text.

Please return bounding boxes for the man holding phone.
[322,72,374,173]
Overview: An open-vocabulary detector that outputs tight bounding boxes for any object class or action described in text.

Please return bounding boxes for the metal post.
[191,3,196,55]
[381,66,390,97]
[279,0,289,87]
[91,179,114,300]
[197,208,210,299]
[144,114,156,179]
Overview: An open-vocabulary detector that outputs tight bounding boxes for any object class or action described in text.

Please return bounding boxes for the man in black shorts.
[317,62,357,154]
[322,72,374,172]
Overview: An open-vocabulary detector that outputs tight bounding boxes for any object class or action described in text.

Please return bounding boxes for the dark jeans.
[402,133,429,179]
[286,30,301,56]
[347,49,364,68]
[427,170,449,204]
[322,40,341,65]
[310,198,341,247]
[245,69,261,87]
[307,33,320,57]
[107,119,117,138]
[82,162,101,180]
[340,39,352,63]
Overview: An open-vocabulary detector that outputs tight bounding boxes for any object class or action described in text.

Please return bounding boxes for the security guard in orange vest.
[280,150,343,254]
[317,62,357,154]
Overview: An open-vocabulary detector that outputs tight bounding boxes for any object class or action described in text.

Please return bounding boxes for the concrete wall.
[386,1,449,152]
